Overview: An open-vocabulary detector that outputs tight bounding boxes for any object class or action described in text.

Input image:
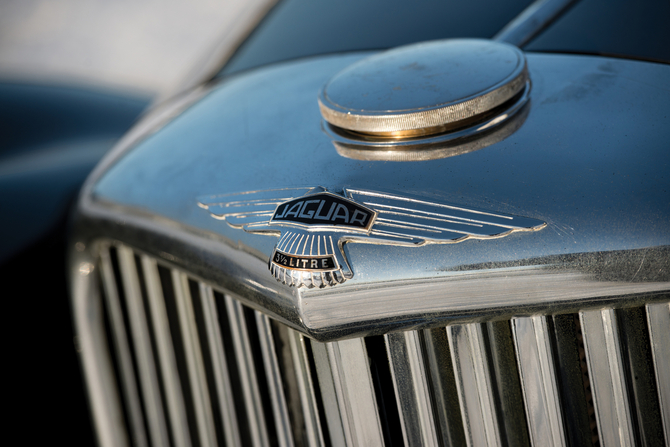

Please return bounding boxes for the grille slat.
[580,309,635,447]
[198,284,242,447]
[223,295,271,447]
[617,306,666,446]
[550,314,595,447]
[512,316,567,447]
[172,272,218,447]
[286,329,326,447]
[646,302,670,446]
[423,328,466,447]
[384,331,439,446]
[140,256,192,447]
[447,324,503,447]
[118,246,171,447]
[100,249,148,447]
[485,320,531,447]
[312,338,385,446]
[93,245,670,447]
[255,312,295,447]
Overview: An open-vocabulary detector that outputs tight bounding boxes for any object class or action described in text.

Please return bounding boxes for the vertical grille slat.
[117,246,171,447]
[223,295,270,447]
[171,272,218,447]
[311,338,385,446]
[447,324,502,447]
[93,246,670,447]
[384,331,439,446]
[198,284,242,447]
[550,314,595,447]
[287,329,326,447]
[485,321,530,447]
[512,316,566,447]
[580,309,635,447]
[423,328,466,447]
[100,248,149,447]
[255,312,294,447]
[617,307,665,446]
[646,302,670,445]
[140,256,192,447]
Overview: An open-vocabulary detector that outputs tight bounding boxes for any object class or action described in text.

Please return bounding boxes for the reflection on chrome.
[327,84,529,162]
[331,99,529,162]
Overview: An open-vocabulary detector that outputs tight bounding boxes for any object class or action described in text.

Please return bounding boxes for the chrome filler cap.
[318,39,528,138]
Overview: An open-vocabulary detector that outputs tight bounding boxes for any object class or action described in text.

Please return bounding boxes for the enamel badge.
[198,187,545,288]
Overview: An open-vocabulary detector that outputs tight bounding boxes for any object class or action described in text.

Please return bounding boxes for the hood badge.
[198,187,546,288]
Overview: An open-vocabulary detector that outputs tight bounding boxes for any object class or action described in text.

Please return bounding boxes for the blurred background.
[0,1,271,444]
[0,0,262,97]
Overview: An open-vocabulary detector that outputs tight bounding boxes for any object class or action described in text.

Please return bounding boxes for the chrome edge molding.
[71,246,129,447]
[494,0,579,47]
[70,214,670,341]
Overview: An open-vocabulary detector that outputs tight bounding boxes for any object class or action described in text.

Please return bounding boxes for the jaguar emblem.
[198,187,546,288]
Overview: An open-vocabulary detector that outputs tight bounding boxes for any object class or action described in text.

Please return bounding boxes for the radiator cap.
[318,39,528,138]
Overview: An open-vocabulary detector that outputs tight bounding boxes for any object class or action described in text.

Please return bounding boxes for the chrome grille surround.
[72,241,670,447]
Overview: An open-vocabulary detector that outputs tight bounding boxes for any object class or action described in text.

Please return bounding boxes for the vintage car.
[69,0,669,446]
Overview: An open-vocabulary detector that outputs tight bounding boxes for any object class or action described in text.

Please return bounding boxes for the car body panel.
[74,50,670,339]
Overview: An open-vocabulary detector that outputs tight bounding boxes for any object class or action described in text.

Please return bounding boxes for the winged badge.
[197,187,546,288]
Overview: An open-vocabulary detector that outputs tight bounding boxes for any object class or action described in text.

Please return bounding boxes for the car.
[69,0,669,446]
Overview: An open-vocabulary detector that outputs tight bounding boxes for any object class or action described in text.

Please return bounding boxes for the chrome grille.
[95,243,670,447]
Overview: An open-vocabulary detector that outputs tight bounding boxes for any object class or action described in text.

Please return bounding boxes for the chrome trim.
[199,284,242,447]
[72,248,129,447]
[494,0,579,47]
[224,294,270,447]
[299,265,670,339]
[385,331,439,446]
[512,316,566,447]
[172,271,218,447]
[422,328,465,446]
[140,256,192,447]
[646,302,670,445]
[311,340,346,446]
[580,309,634,447]
[329,91,529,162]
[118,246,171,447]
[311,338,385,446]
[75,52,670,341]
[99,249,148,447]
[287,329,326,447]
[80,243,669,447]
[255,312,294,447]
[447,324,502,447]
